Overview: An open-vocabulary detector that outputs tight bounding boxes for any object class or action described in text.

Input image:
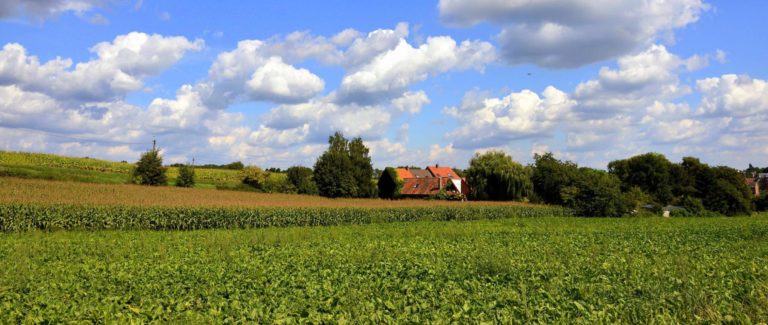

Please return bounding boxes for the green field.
[2,217,767,323]
[0,151,242,188]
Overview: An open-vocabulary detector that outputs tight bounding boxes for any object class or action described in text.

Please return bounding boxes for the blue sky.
[0,0,766,169]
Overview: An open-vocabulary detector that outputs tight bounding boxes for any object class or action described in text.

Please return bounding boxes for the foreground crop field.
[0,177,538,208]
[1,217,767,323]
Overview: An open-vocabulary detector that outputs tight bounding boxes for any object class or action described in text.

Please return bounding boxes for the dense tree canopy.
[608,153,674,205]
[531,153,579,205]
[562,168,626,217]
[314,132,374,198]
[466,151,531,201]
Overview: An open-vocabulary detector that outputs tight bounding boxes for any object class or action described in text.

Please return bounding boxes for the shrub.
[241,166,269,190]
[132,148,167,186]
[377,167,404,199]
[286,166,318,195]
[176,165,195,188]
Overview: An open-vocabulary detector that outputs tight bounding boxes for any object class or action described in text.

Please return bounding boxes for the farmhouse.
[380,165,470,199]
[745,173,768,197]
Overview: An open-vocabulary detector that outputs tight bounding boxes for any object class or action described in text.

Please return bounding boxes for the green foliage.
[313,132,374,198]
[466,150,531,201]
[240,166,269,190]
[132,148,167,186]
[1,217,768,322]
[377,167,404,199]
[286,166,318,195]
[675,195,706,214]
[0,203,572,231]
[531,152,579,205]
[349,138,376,198]
[623,186,657,213]
[679,157,752,216]
[754,193,768,212]
[261,173,297,194]
[563,168,626,217]
[608,153,675,204]
[175,165,195,188]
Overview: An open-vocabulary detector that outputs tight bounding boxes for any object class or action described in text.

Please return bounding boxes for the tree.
[132,145,167,186]
[378,167,404,199]
[176,164,195,188]
[313,132,368,198]
[286,166,318,195]
[562,168,626,217]
[349,137,376,198]
[608,153,674,205]
[466,150,531,201]
[531,152,579,204]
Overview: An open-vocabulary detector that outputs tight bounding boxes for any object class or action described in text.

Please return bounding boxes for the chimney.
[436,163,439,168]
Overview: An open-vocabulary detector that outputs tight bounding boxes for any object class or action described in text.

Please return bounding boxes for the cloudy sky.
[0,0,766,169]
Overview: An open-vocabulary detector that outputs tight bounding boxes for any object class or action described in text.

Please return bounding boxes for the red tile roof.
[401,177,455,196]
[395,168,413,180]
[426,166,460,179]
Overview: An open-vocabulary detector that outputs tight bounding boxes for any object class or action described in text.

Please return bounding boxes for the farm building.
[378,165,470,199]
[745,174,768,197]
[746,177,759,197]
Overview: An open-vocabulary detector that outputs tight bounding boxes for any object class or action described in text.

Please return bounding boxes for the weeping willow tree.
[466,150,532,201]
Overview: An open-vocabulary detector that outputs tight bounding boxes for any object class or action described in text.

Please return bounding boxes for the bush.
[377,167,404,199]
[241,166,269,190]
[286,166,318,195]
[132,148,167,186]
[176,165,195,188]
[261,173,297,194]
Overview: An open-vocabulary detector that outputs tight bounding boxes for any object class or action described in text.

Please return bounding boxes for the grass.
[0,177,539,208]
[1,217,767,323]
[0,150,241,188]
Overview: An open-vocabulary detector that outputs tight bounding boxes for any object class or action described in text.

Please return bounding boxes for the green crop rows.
[0,204,572,231]
[1,217,767,323]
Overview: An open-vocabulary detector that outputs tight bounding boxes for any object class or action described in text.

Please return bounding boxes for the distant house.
[746,177,760,197]
[379,165,470,199]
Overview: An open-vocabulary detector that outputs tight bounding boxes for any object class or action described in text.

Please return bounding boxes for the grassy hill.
[0,151,242,188]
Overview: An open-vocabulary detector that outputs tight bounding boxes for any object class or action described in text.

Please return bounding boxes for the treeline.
[130,134,755,217]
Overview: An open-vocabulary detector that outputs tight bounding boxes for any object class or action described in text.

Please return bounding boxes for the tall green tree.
[531,152,579,204]
[314,132,373,198]
[608,153,674,205]
[286,166,318,195]
[132,145,167,186]
[349,137,376,198]
[466,151,531,201]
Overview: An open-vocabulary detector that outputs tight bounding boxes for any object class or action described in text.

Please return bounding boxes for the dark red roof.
[401,177,458,196]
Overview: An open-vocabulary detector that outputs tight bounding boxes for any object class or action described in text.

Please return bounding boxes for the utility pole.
[152,139,156,151]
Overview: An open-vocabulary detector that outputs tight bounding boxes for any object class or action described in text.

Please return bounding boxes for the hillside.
[0,151,242,188]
